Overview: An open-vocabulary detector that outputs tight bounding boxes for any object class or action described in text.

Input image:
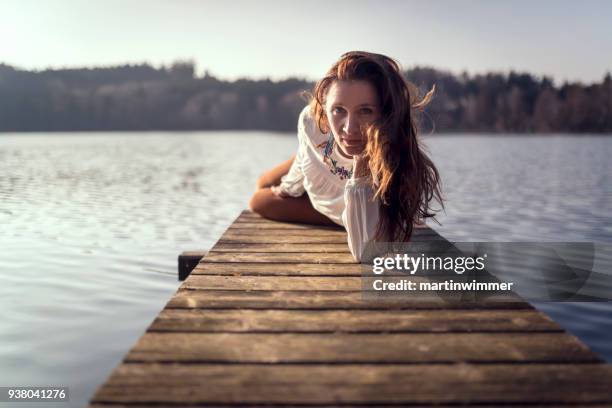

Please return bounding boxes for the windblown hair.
[310,51,443,242]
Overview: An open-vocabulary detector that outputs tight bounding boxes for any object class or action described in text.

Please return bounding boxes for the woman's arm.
[275,145,305,197]
[341,154,380,262]
[274,107,312,197]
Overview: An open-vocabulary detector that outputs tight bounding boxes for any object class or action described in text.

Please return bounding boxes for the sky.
[1,0,611,84]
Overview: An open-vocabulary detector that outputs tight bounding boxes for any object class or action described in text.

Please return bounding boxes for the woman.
[249,51,443,261]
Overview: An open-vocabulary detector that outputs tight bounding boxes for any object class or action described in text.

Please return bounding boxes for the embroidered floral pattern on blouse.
[317,134,353,180]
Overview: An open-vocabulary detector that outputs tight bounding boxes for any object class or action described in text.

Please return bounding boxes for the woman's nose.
[343,114,360,136]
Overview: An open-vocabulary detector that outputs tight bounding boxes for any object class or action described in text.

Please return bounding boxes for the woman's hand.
[270,185,290,198]
[352,152,371,179]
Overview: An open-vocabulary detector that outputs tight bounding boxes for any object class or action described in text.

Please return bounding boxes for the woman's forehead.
[326,80,379,106]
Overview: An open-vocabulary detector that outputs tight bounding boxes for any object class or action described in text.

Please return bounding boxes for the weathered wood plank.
[93,363,612,405]
[100,362,612,386]
[224,228,347,237]
[191,261,489,277]
[92,385,612,405]
[150,309,561,333]
[219,232,349,244]
[167,289,532,310]
[230,222,344,230]
[191,262,362,276]
[201,251,356,264]
[211,243,350,253]
[181,276,523,303]
[183,275,362,291]
[124,332,598,363]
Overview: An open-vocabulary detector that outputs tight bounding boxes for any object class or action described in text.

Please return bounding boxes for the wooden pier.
[90,210,612,406]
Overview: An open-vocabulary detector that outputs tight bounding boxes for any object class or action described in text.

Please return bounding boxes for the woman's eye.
[360,108,374,115]
[332,107,346,114]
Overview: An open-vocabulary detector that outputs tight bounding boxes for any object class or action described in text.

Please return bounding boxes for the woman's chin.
[340,144,364,157]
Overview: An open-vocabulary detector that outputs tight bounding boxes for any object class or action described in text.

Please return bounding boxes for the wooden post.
[177,251,206,281]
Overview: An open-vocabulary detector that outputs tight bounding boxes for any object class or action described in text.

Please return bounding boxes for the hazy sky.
[1,0,611,84]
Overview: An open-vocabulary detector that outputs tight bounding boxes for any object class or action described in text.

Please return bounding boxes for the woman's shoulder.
[298,105,328,148]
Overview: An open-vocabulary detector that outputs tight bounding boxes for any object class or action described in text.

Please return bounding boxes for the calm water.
[0,132,611,407]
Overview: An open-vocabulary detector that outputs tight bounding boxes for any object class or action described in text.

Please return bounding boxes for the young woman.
[249,51,443,261]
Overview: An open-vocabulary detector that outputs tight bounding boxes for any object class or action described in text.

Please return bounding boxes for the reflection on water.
[0,132,611,407]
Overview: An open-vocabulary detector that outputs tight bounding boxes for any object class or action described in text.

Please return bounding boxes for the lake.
[0,132,611,407]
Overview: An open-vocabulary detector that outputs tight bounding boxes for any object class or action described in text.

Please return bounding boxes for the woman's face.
[325,80,380,157]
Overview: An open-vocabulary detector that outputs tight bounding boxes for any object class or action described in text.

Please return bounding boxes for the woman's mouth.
[342,137,363,147]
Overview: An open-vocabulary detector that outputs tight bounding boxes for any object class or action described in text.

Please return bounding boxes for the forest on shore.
[1,61,611,133]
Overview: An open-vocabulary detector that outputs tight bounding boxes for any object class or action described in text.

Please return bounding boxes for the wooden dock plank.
[90,210,612,406]
[192,262,361,276]
[211,242,350,252]
[167,289,533,310]
[183,275,363,290]
[123,332,598,364]
[229,222,343,230]
[225,227,347,237]
[181,275,523,296]
[100,362,612,387]
[219,230,349,244]
[201,251,357,263]
[94,363,612,405]
[150,309,562,332]
[191,260,501,276]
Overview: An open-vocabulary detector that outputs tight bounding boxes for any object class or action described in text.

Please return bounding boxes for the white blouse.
[278,105,380,262]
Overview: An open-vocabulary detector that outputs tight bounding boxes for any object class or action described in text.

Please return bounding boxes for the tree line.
[0,61,610,133]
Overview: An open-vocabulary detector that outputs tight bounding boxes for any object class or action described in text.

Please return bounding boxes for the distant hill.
[0,62,610,133]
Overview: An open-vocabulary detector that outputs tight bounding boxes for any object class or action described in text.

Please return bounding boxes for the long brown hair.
[310,51,443,242]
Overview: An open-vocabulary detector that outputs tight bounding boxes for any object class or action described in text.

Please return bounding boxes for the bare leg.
[250,189,337,226]
[249,157,337,226]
